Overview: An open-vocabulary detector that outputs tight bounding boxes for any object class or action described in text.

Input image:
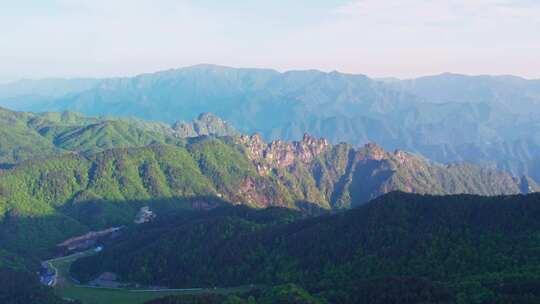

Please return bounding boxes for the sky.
[1,0,540,81]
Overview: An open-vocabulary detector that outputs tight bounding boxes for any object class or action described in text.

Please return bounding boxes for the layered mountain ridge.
[0,107,537,262]
[2,65,540,183]
[1,104,540,303]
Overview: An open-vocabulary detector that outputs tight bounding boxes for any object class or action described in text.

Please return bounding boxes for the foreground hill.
[0,267,75,304]
[72,192,540,304]
[3,66,540,182]
[0,250,75,304]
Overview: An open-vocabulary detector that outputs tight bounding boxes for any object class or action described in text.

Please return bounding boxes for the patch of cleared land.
[48,249,252,304]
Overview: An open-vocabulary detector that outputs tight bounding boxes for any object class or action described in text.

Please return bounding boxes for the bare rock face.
[237,176,274,207]
[238,133,329,174]
[393,150,412,165]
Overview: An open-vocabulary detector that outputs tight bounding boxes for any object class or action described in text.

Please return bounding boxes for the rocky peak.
[239,133,267,161]
[393,150,413,165]
[172,112,238,138]
[357,142,387,161]
[196,112,221,124]
[238,133,330,174]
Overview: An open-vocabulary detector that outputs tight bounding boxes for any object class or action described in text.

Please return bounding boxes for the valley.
[47,248,253,304]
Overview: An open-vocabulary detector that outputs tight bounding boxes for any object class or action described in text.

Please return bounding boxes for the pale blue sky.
[1,0,539,81]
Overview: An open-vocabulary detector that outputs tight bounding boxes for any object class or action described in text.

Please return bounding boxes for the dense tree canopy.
[72,192,540,303]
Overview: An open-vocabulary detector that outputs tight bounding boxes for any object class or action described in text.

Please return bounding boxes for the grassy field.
[48,250,251,304]
[57,286,251,304]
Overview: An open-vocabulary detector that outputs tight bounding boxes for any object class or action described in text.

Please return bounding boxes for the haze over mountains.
[2,65,540,303]
[2,65,540,184]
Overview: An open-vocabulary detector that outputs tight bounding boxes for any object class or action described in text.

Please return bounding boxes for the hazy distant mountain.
[2,65,540,182]
[391,73,540,113]
[0,78,101,110]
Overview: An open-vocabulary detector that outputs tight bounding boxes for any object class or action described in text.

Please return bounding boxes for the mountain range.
[0,106,537,257]
[2,65,540,183]
[2,70,540,303]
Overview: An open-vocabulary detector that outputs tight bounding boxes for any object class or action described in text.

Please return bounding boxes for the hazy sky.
[1,0,540,81]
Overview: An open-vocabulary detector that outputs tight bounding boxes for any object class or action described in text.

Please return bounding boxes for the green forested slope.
[0,108,64,163]
[0,135,531,258]
[0,107,236,165]
[73,192,540,304]
[0,267,77,304]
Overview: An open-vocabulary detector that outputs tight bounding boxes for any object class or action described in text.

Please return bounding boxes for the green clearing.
[56,286,251,304]
[48,250,251,304]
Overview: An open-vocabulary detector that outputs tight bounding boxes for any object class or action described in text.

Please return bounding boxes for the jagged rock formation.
[234,137,529,208]
[172,113,238,138]
[237,133,329,174]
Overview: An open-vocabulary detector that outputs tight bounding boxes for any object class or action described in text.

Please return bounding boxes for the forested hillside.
[0,134,531,256]
[0,267,77,304]
[73,192,540,304]
[0,107,235,164]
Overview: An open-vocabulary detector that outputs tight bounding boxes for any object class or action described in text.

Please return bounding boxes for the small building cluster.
[134,206,156,224]
[39,264,56,286]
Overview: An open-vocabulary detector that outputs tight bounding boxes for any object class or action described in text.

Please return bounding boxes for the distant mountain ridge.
[1,65,539,183]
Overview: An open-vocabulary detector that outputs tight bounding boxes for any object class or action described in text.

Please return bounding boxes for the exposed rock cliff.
[238,133,329,174]
[234,134,531,208]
